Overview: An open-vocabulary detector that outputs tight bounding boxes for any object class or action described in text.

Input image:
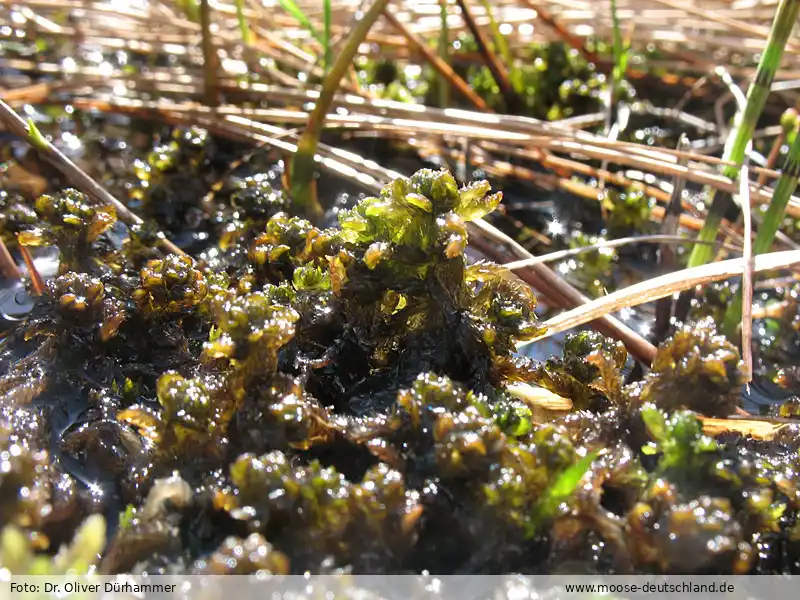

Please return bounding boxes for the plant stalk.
[687,0,800,269]
[200,0,219,107]
[18,242,45,296]
[437,0,451,108]
[0,236,21,281]
[234,0,253,45]
[757,131,786,186]
[323,0,333,73]
[723,129,800,333]
[455,0,521,113]
[654,135,689,342]
[383,10,489,111]
[610,0,624,94]
[0,99,185,256]
[477,0,513,67]
[289,0,390,220]
[278,0,323,45]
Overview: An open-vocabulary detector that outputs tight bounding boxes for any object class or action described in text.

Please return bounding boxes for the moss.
[453,39,606,118]
[18,188,117,273]
[0,190,38,249]
[0,514,105,575]
[1,159,798,575]
[134,254,209,315]
[532,331,628,411]
[638,318,744,417]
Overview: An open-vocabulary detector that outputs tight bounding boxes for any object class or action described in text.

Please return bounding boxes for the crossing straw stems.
[723,122,800,334]
[687,0,800,269]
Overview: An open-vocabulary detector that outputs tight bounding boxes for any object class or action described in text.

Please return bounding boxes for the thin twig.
[673,75,709,114]
[454,0,520,113]
[382,9,489,111]
[0,99,185,256]
[739,153,754,384]
[700,417,791,441]
[0,236,21,281]
[471,218,658,365]
[655,134,689,341]
[503,234,740,271]
[518,250,800,348]
[17,241,45,296]
[0,83,53,104]
[757,130,786,186]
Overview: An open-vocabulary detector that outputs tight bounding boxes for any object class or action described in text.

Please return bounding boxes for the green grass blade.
[722,130,800,333]
[200,0,219,107]
[477,0,513,67]
[290,0,391,220]
[687,0,800,269]
[279,0,324,45]
[530,450,598,532]
[178,0,200,23]
[437,0,451,107]
[26,118,48,151]
[753,141,800,257]
[610,0,622,78]
[234,0,253,45]
[323,0,333,73]
[609,0,630,100]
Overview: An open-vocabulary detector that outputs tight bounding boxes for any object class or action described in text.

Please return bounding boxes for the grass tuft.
[687,0,800,269]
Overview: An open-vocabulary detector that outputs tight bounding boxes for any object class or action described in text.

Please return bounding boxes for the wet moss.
[1,151,798,576]
[19,188,117,274]
[638,318,744,417]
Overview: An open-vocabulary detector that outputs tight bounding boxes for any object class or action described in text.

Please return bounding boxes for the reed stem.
[234,0,253,45]
[383,10,489,111]
[18,242,45,296]
[723,127,800,333]
[200,0,219,107]
[0,99,185,256]
[323,0,333,73]
[289,0,390,220]
[687,0,800,269]
[455,0,520,113]
[477,0,513,67]
[0,236,21,281]
[610,0,624,97]
[437,0,451,108]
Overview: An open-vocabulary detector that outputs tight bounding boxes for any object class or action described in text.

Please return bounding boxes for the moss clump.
[50,272,128,341]
[0,190,37,249]
[601,186,655,236]
[134,254,209,315]
[1,158,798,576]
[532,331,628,411]
[228,452,421,571]
[331,169,541,393]
[0,425,49,531]
[0,514,106,575]
[194,533,290,574]
[458,40,607,119]
[18,188,117,273]
[638,318,744,417]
